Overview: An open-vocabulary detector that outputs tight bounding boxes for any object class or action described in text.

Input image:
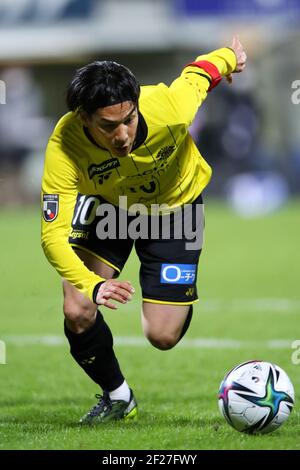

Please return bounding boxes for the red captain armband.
[185,60,222,91]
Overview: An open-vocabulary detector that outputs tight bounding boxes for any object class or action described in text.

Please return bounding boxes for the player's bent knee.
[145,331,179,351]
[63,296,96,333]
[63,297,94,320]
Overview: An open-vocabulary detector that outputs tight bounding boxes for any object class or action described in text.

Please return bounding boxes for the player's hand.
[226,34,247,84]
[95,279,135,310]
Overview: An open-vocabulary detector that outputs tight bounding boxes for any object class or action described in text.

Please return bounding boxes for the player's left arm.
[168,35,246,126]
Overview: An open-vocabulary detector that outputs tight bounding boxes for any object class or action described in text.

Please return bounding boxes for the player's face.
[82,101,139,157]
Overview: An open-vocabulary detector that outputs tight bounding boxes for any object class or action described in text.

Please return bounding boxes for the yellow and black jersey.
[41,47,237,300]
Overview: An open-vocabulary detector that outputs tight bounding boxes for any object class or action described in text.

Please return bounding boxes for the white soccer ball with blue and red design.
[218,360,294,434]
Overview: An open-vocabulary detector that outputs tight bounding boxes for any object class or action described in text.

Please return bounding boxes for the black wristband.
[92,281,105,304]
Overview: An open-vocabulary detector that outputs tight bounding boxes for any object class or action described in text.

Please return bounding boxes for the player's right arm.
[41,139,104,301]
[41,140,134,306]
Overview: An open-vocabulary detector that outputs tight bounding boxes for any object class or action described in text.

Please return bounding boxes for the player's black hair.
[66,60,140,116]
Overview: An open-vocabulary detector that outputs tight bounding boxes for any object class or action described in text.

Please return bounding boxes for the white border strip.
[2,335,294,350]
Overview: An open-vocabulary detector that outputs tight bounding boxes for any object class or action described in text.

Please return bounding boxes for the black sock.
[64,310,124,392]
[179,306,193,340]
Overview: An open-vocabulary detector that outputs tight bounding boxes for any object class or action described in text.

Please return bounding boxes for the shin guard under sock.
[64,310,124,391]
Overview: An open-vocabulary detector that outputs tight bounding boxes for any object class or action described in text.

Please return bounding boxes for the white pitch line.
[1,335,295,350]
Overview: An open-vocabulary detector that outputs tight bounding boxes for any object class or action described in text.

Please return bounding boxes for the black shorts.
[69,193,204,305]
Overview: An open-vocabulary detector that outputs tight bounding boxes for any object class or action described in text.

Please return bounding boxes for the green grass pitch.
[0,199,299,450]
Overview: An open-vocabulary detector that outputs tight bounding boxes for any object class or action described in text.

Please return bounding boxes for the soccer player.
[41,35,246,424]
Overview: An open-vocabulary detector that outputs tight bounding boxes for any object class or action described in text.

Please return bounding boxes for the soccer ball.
[218,360,295,434]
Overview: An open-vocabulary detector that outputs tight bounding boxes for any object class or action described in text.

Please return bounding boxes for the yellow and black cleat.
[79,389,138,425]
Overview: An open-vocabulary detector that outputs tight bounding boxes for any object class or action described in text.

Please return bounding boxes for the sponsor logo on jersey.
[88,159,120,179]
[70,230,89,240]
[160,264,196,284]
[43,194,59,222]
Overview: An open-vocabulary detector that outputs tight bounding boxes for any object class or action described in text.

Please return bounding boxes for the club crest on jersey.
[43,194,59,222]
[156,145,175,161]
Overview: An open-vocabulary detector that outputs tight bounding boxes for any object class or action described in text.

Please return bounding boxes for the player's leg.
[64,194,136,423]
[63,250,122,389]
[137,193,204,350]
[63,249,137,424]
[63,251,114,334]
[141,302,192,350]
[138,246,198,350]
